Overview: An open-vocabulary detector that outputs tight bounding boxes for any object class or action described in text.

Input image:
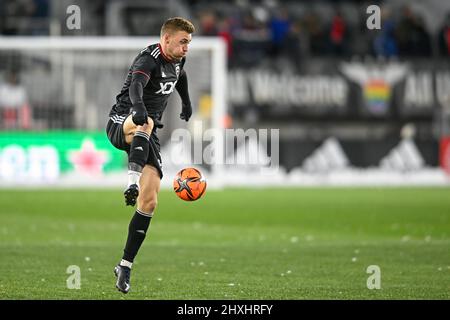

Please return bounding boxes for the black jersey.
[110,43,186,119]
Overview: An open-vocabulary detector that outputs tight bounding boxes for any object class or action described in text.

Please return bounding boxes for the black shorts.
[106,115,163,179]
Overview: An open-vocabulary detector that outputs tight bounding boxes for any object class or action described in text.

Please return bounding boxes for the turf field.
[0,187,449,299]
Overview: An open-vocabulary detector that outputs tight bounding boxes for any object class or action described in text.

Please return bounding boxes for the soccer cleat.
[114,265,131,294]
[124,184,139,206]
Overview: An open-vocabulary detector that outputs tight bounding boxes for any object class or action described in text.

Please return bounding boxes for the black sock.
[128,131,150,170]
[122,209,153,263]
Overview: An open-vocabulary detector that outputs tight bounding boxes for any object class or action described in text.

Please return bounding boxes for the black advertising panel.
[229,59,450,121]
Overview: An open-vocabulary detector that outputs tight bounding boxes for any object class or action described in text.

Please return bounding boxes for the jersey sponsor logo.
[156,81,177,95]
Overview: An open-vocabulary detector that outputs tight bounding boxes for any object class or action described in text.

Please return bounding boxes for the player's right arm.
[129,53,156,126]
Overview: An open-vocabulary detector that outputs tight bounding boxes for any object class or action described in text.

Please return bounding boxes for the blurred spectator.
[303,12,326,55]
[327,10,348,56]
[29,0,49,35]
[239,10,267,36]
[198,10,219,36]
[0,0,48,35]
[0,71,32,129]
[217,17,234,59]
[269,7,292,56]
[280,20,307,69]
[438,13,450,57]
[0,0,31,35]
[232,10,270,67]
[196,10,235,60]
[395,5,431,57]
[373,7,398,58]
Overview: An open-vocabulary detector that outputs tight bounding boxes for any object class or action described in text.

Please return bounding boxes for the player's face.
[165,31,192,61]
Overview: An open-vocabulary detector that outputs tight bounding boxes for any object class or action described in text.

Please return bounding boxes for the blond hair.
[161,17,195,36]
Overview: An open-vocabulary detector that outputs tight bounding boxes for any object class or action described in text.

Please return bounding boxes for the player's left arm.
[175,69,192,122]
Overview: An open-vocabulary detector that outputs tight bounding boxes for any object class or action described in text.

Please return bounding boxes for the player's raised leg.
[115,165,161,293]
[122,115,154,206]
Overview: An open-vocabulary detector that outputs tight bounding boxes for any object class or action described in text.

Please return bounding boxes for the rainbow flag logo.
[363,79,391,114]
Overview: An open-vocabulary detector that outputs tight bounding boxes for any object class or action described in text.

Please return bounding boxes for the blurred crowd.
[1,0,450,68]
[190,1,450,69]
[0,0,50,35]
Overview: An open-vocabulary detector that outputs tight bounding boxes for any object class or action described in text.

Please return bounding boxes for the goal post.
[0,36,227,187]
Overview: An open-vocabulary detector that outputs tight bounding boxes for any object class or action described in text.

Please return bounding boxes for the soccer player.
[106,17,195,294]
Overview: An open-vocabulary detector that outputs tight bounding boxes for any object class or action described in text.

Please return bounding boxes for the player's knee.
[136,118,153,135]
[139,197,157,214]
[144,199,158,214]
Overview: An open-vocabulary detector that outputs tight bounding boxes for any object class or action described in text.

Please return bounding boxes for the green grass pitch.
[0,187,449,299]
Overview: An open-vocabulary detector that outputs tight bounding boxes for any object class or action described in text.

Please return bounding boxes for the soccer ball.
[173,167,207,201]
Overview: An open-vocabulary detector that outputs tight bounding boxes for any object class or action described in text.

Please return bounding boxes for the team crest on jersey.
[156,81,177,95]
[175,65,180,77]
